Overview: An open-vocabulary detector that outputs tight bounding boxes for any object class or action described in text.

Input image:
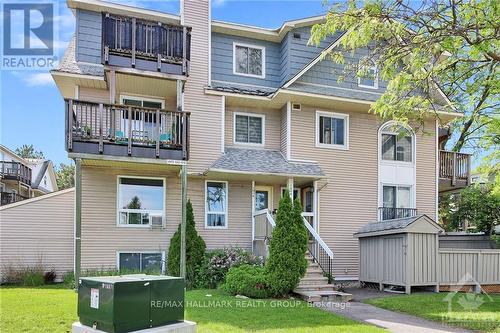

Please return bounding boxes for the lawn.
[365,292,500,333]
[0,286,384,333]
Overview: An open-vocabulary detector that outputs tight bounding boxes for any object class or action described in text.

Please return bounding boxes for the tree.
[167,200,206,286]
[265,190,308,296]
[309,0,499,158]
[15,144,45,159]
[55,163,75,190]
[444,184,500,235]
[126,196,141,209]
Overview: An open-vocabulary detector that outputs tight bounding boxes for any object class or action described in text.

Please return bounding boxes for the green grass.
[365,293,500,333]
[0,286,383,333]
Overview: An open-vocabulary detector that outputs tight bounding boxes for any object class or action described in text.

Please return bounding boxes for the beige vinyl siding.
[225,106,281,150]
[280,105,287,157]
[290,105,437,278]
[80,166,253,270]
[0,189,74,281]
[79,87,109,103]
[183,0,224,173]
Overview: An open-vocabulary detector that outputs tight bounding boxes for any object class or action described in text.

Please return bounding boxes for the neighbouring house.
[49,0,470,284]
[0,145,58,206]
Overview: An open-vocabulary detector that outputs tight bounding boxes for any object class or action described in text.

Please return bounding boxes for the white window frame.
[315,110,349,150]
[119,95,165,109]
[280,187,300,203]
[116,175,166,228]
[357,60,379,89]
[232,42,266,79]
[205,180,228,229]
[233,112,266,147]
[379,121,415,166]
[116,251,165,274]
[381,184,415,209]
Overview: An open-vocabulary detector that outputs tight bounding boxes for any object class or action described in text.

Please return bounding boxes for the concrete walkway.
[315,287,472,333]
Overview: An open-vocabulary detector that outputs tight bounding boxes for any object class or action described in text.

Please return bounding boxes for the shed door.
[383,236,406,284]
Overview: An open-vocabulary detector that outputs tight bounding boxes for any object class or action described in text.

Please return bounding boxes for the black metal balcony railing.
[65,99,190,160]
[0,161,32,185]
[378,207,418,221]
[103,14,191,75]
[0,192,27,206]
[439,150,471,185]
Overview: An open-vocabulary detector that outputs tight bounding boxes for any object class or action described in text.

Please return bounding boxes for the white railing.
[302,213,334,280]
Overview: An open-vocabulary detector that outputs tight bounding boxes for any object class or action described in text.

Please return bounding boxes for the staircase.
[294,252,353,303]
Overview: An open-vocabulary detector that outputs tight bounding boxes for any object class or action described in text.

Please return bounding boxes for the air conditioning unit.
[291,103,301,111]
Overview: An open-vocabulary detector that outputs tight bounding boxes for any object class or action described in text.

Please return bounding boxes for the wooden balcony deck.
[439,150,471,193]
[102,14,191,76]
[65,99,190,161]
[0,161,32,185]
[0,191,27,206]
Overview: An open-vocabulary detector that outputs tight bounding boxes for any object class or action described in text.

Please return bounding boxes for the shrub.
[223,264,270,298]
[62,271,75,289]
[22,268,45,286]
[43,269,57,284]
[196,248,263,288]
[168,200,206,287]
[265,190,308,296]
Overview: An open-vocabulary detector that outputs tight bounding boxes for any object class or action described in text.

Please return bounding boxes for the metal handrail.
[301,214,334,282]
[301,214,333,258]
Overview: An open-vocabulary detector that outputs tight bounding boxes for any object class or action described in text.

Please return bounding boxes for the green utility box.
[78,275,184,333]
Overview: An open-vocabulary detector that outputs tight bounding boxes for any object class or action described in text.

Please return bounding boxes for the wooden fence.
[438,249,500,286]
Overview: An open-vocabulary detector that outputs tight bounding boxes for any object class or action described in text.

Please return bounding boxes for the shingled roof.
[52,37,104,77]
[210,148,324,177]
[354,214,443,237]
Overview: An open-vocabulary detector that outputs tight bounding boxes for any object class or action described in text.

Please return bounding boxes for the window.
[380,123,413,162]
[316,111,349,149]
[118,252,164,273]
[117,177,165,227]
[358,59,378,89]
[234,113,264,145]
[383,185,411,208]
[233,43,265,78]
[206,181,228,228]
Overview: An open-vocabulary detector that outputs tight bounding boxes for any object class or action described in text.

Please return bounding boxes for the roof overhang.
[67,0,181,25]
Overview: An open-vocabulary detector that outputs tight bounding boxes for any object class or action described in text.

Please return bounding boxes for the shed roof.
[354,214,444,238]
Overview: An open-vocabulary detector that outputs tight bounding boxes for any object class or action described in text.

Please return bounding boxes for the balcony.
[439,150,471,192]
[103,14,191,76]
[65,99,190,161]
[0,192,27,206]
[0,161,32,185]
[378,207,418,221]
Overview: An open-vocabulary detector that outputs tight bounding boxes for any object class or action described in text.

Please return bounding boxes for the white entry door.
[255,186,273,212]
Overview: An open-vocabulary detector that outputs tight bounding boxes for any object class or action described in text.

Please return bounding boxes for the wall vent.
[293,32,301,39]
[291,103,302,111]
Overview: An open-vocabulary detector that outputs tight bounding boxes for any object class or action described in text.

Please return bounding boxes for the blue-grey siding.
[211,33,282,89]
[76,9,102,64]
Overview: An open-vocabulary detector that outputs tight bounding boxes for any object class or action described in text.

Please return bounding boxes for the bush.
[168,200,206,287]
[265,190,308,296]
[223,264,270,298]
[22,268,45,286]
[62,271,75,289]
[196,248,263,288]
[1,263,46,286]
[43,269,57,284]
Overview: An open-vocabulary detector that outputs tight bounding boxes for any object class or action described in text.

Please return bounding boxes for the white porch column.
[287,178,294,200]
[313,180,318,231]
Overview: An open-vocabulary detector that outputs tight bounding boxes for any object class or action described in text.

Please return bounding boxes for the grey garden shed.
[355,214,444,294]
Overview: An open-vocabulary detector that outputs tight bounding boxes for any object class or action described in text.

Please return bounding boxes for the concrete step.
[298,277,329,286]
[294,284,336,293]
[294,290,353,303]
[303,271,325,278]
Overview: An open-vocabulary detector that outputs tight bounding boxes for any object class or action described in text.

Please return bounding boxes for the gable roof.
[354,214,444,237]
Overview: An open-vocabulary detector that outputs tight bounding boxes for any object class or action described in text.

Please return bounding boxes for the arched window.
[380,122,414,162]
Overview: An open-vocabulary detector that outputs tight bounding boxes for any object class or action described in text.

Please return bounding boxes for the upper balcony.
[0,161,32,185]
[65,99,190,161]
[439,150,471,193]
[102,14,191,76]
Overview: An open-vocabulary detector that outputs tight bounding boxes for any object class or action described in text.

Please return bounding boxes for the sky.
[0,0,328,166]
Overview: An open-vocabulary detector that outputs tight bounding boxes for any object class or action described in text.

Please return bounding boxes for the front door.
[255,186,273,212]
